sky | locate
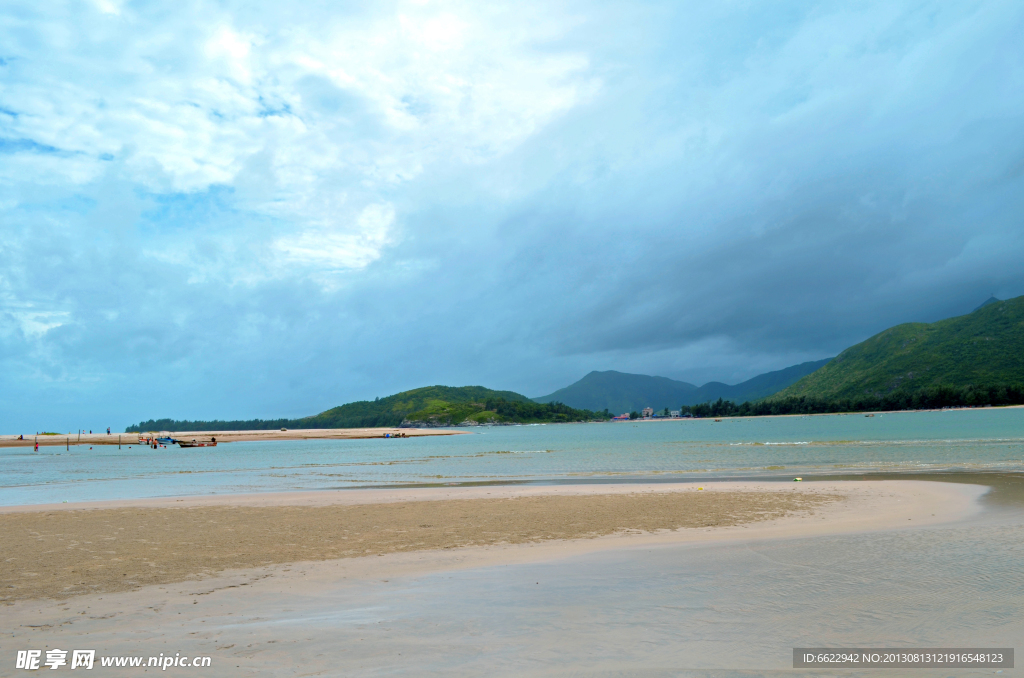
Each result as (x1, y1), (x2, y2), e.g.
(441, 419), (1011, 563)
(2, 0), (1023, 432)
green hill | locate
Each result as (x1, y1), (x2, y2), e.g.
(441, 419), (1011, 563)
(533, 360), (830, 413)
(306, 385), (531, 428)
(127, 385), (604, 432)
(775, 295), (1024, 401)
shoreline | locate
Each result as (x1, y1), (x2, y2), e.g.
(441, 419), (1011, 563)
(0, 480), (983, 606)
(0, 474), (993, 514)
(1, 470), (1016, 514)
(5, 404), (1020, 447)
(627, 402), (1024, 422)
(0, 426), (466, 448)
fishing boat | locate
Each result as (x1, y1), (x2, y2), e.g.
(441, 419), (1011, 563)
(177, 438), (217, 448)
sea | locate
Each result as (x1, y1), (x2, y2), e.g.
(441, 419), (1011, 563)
(5, 408), (1022, 676)
(1, 407), (1022, 505)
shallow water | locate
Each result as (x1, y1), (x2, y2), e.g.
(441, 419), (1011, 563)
(205, 505), (1023, 676)
(3, 408), (1024, 504)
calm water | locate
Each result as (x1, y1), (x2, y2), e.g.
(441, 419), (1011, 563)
(3, 408), (1024, 504)
(236, 507), (1022, 676)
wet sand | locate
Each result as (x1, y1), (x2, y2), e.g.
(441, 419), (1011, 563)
(0, 481), (989, 676)
(0, 480), (978, 605)
(815, 470), (1024, 507)
(1, 486), (843, 604)
(0, 427), (464, 448)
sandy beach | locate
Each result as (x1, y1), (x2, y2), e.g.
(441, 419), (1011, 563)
(0, 427), (465, 448)
(0, 480), (994, 675)
(0, 480), (979, 605)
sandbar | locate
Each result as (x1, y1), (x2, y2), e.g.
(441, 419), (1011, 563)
(0, 480), (981, 605)
(0, 427), (464, 448)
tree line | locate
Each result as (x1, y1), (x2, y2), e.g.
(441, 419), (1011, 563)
(126, 418), (296, 432)
(678, 383), (1024, 418)
(125, 412), (407, 432)
(483, 398), (608, 423)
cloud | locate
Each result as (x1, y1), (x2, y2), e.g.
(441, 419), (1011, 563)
(276, 202), (396, 273)
(1, 0), (1023, 430)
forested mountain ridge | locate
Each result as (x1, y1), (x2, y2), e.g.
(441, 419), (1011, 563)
(774, 295), (1024, 401)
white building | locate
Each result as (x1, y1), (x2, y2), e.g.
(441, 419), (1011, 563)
(641, 407), (654, 418)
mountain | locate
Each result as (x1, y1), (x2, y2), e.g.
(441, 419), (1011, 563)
(973, 296), (1000, 312)
(533, 371), (699, 415)
(533, 359), (832, 414)
(775, 295), (1024, 401)
(127, 385), (604, 432)
(307, 385), (531, 428)
(689, 359), (833, 404)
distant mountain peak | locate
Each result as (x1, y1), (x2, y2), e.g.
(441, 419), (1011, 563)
(533, 359), (831, 412)
(973, 296), (1000, 312)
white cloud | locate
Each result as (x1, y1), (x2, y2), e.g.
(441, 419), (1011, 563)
(13, 310), (70, 337)
(91, 0), (123, 15)
(410, 13), (469, 51)
(0, 0), (597, 281)
(0, 285), (70, 339)
(275, 202), (396, 272)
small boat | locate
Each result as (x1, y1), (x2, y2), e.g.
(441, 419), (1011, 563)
(178, 438), (217, 448)
(156, 437), (176, 445)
